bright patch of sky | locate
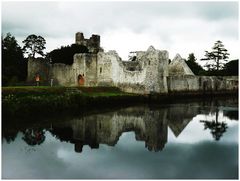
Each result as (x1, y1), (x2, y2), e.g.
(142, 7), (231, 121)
(2, 1), (238, 62)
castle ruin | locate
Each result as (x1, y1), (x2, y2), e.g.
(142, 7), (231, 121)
(27, 32), (238, 94)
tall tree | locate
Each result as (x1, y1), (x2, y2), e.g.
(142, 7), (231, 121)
(186, 53), (204, 75)
(22, 34), (46, 58)
(201, 40), (229, 71)
(2, 33), (27, 86)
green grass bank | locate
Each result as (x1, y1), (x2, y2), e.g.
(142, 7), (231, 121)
(2, 86), (238, 122)
(2, 86), (145, 120)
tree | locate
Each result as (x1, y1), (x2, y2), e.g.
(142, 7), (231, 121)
(186, 53), (204, 75)
(201, 40), (229, 71)
(22, 128), (46, 146)
(2, 33), (27, 86)
(46, 43), (89, 65)
(22, 34), (46, 58)
(223, 59), (238, 76)
(200, 109), (228, 141)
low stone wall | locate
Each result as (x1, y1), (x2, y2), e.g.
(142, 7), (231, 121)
(167, 75), (199, 92)
(109, 75), (238, 95)
(167, 75), (238, 93)
(117, 83), (147, 94)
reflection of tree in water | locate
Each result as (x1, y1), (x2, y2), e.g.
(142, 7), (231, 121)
(50, 127), (73, 143)
(223, 110), (238, 120)
(200, 108), (228, 141)
(3, 131), (18, 143)
(22, 128), (46, 146)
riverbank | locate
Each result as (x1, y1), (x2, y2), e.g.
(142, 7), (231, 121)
(2, 86), (238, 121)
(2, 86), (145, 119)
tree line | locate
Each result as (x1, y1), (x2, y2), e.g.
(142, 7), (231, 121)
(2, 33), (238, 86)
(185, 54), (238, 76)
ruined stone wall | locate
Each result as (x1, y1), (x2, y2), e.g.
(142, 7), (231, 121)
(97, 52), (114, 86)
(167, 75), (238, 92)
(167, 75), (199, 92)
(97, 50), (147, 92)
(98, 50), (146, 85)
(142, 47), (169, 93)
(27, 58), (50, 84)
(224, 76), (239, 91)
(28, 53), (98, 86)
(81, 54), (97, 86)
(73, 53), (98, 86)
(169, 54), (194, 76)
(72, 54), (85, 85)
(75, 32), (101, 53)
(117, 47), (169, 94)
(50, 63), (75, 86)
(97, 46), (169, 94)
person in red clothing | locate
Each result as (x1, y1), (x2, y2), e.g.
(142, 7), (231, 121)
(35, 74), (40, 86)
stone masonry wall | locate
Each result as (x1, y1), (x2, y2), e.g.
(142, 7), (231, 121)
(27, 58), (50, 84)
(73, 53), (98, 86)
(50, 63), (74, 86)
(167, 75), (238, 93)
(97, 46), (169, 94)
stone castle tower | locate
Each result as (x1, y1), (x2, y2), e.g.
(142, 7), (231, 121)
(75, 32), (101, 53)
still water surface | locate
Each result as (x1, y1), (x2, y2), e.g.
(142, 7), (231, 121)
(2, 98), (238, 179)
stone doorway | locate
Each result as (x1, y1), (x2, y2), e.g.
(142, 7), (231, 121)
(78, 74), (85, 86)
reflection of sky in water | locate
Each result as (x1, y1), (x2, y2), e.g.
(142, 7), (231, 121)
(168, 112), (238, 144)
(2, 109), (238, 179)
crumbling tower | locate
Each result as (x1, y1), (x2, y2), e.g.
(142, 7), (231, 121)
(75, 32), (85, 45)
(75, 32), (101, 53)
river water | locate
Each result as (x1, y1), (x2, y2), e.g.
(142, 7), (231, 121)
(2, 98), (238, 179)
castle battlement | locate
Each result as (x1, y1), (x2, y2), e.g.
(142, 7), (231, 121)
(75, 32), (101, 53)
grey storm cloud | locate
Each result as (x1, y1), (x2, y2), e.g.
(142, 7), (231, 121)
(2, 1), (238, 37)
(1, 1), (238, 60)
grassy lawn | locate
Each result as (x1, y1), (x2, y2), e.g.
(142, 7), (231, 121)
(2, 86), (132, 97)
(2, 86), (141, 119)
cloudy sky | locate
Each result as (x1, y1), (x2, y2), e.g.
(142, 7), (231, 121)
(2, 1), (238, 62)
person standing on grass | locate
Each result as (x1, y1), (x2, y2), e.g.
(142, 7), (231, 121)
(35, 74), (40, 86)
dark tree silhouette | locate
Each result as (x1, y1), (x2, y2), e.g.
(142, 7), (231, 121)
(201, 40), (229, 71)
(200, 109), (228, 141)
(46, 44), (89, 65)
(223, 110), (238, 120)
(22, 128), (46, 146)
(2, 33), (27, 86)
(22, 34), (46, 58)
(185, 53), (204, 75)
(223, 59), (238, 76)
(2, 131), (18, 143)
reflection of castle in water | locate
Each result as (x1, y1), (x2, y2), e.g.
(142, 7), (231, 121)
(3, 98), (238, 151)
(50, 104), (200, 152)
